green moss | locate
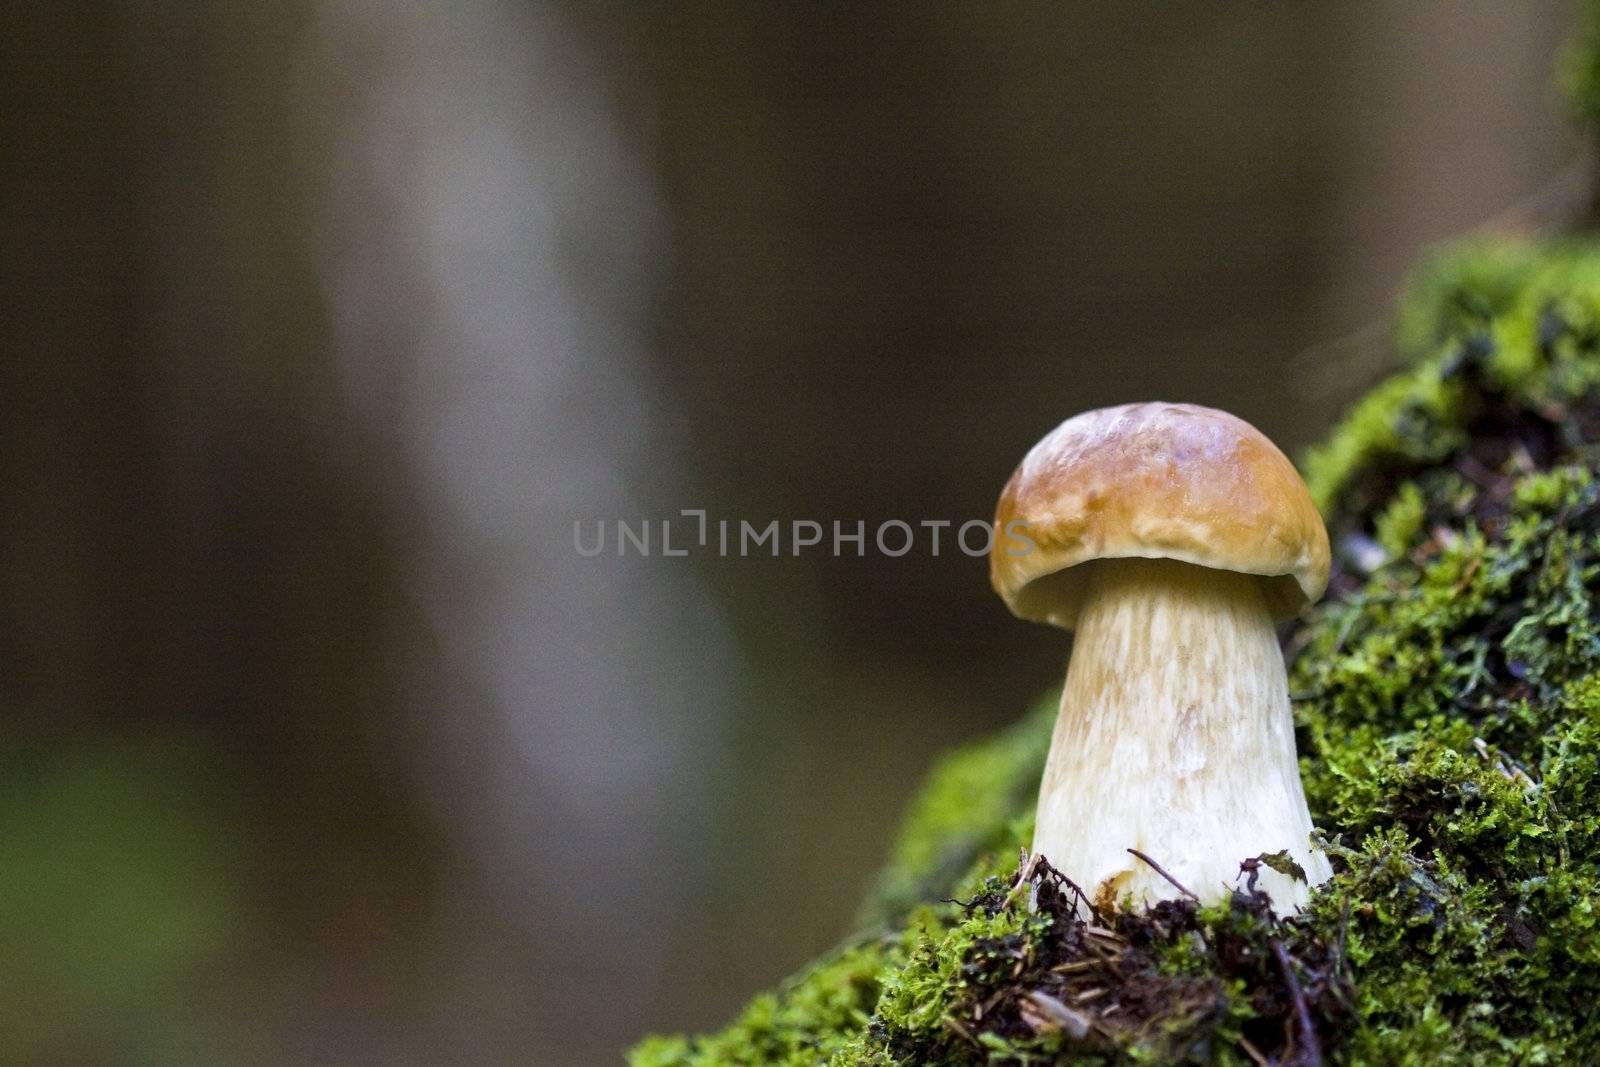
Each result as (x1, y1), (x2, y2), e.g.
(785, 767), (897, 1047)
(1305, 237), (1600, 520)
(869, 899), (1046, 1046)
(1371, 481), (1427, 562)
(636, 238), (1600, 1064)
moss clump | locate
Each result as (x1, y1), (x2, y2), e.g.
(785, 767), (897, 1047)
(1302, 237), (1600, 520)
(634, 243), (1600, 1065)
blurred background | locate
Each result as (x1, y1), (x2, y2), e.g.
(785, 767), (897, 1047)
(1, 2), (1579, 1063)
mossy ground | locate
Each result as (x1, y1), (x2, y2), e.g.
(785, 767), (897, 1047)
(632, 238), (1600, 1065)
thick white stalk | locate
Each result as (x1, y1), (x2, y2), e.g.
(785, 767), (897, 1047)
(1032, 557), (1331, 912)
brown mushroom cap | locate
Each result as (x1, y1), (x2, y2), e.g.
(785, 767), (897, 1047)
(991, 402), (1330, 628)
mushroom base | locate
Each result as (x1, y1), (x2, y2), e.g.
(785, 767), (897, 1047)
(1032, 556), (1331, 912)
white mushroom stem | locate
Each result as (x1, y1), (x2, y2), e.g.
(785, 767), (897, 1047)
(1033, 556), (1331, 913)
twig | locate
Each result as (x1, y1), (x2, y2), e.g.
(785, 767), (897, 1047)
(1271, 938), (1323, 1067)
(1238, 1034), (1271, 1067)
(1126, 848), (1200, 901)
(1021, 990), (1092, 1039)
(941, 1013), (978, 1047)
(1032, 854), (1103, 923)
(1011, 847), (1040, 893)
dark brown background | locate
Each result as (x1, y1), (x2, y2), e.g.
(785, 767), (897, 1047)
(1, 3), (1575, 1063)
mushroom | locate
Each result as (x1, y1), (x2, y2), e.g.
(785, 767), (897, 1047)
(991, 402), (1332, 912)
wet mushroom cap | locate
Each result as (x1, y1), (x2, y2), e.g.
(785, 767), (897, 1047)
(990, 402), (1330, 629)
